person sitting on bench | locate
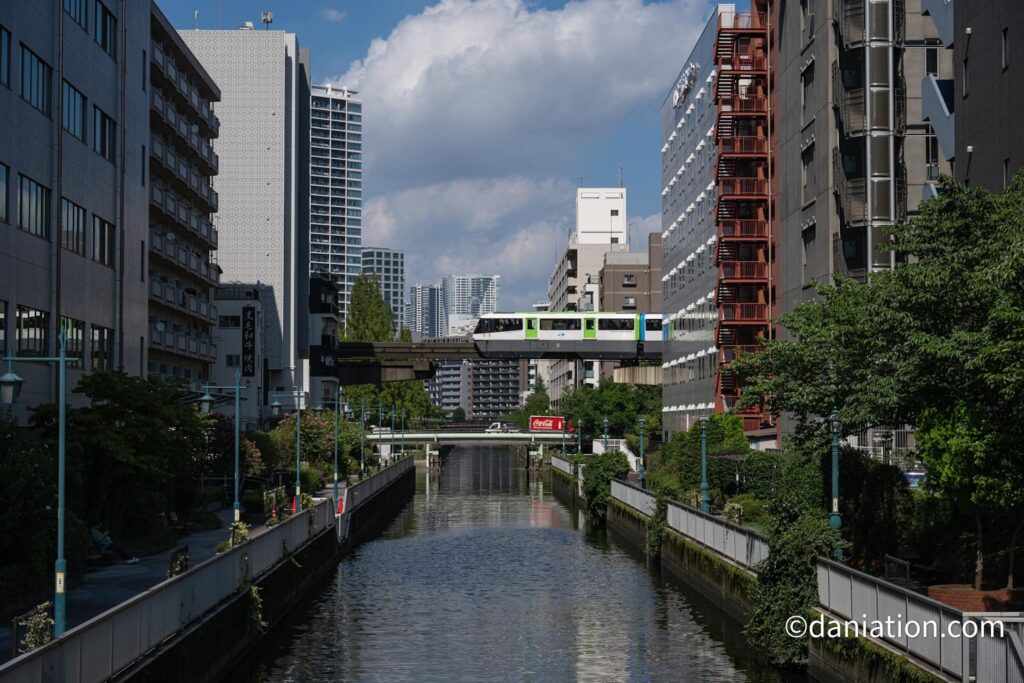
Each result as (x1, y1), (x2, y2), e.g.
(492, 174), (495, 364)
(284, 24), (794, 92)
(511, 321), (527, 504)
(90, 523), (139, 565)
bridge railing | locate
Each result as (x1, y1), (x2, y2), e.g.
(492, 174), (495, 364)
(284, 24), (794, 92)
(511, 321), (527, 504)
(344, 456), (414, 513)
(610, 479), (656, 517)
(666, 499), (769, 571)
(0, 498), (333, 683)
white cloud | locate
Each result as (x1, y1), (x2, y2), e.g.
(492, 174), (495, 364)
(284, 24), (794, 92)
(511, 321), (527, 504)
(319, 7), (346, 23)
(331, 0), (711, 305)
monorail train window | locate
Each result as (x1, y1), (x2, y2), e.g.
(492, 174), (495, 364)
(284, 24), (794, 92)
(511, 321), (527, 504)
(598, 318), (634, 331)
(539, 318), (581, 331)
(476, 318), (523, 333)
(645, 318), (663, 331)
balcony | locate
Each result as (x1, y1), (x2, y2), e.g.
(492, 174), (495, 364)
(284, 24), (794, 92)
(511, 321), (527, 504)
(718, 96), (768, 115)
(718, 136), (768, 155)
(833, 148), (867, 225)
(718, 177), (768, 197)
(719, 219), (768, 240)
(921, 73), (955, 160)
(719, 345), (760, 364)
(719, 303), (767, 323)
(719, 261), (769, 281)
(921, 0), (954, 46)
(833, 0), (865, 47)
(718, 11), (767, 31)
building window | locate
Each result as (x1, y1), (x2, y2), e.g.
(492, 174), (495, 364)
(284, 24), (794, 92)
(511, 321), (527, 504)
(962, 58), (969, 96)
(93, 1), (116, 58)
(91, 215), (114, 266)
(91, 324), (112, 371)
(801, 146), (816, 201)
(64, 0), (88, 29)
(218, 315), (241, 328)
(622, 273), (637, 287)
(1004, 158), (1010, 190)
(62, 80), (87, 142)
(0, 26), (10, 87)
(926, 48), (938, 76)
(61, 198), (86, 255)
(0, 163), (7, 222)
(623, 296), (637, 309)
(18, 174), (51, 239)
(1003, 28), (1009, 70)
(226, 354), (240, 368)
(92, 106), (116, 161)
(16, 306), (49, 357)
(801, 63), (815, 123)
(802, 225), (816, 287)
(61, 317), (85, 368)
(610, 209), (619, 216)
(19, 45), (52, 116)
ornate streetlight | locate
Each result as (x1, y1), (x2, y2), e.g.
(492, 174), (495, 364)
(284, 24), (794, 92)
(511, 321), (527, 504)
(829, 408), (842, 560)
(699, 414), (710, 513)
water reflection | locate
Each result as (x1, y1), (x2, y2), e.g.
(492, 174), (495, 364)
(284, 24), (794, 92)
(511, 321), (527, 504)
(229, 447), (804, 683)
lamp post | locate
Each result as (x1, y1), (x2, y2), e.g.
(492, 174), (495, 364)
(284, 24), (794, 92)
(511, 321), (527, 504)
(829, 408), (842, 560)
(577, 419), (583, 455)
(1, 331), (69, 637)
(400, 408), (405, 456)
(638, 417), (646, 489)
(198, 369), (243, 523)
(699, 414), (709, 514)
(603, 417), (609, 451)
(359, 397), (366, 478)
(390, 404), (396, 467)
(270, 385), (304, 512)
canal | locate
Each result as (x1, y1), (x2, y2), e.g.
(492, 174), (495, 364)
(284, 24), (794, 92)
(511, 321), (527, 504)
(226, 447), (809, 682)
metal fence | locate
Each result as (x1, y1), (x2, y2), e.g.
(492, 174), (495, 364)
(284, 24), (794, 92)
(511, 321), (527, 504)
(972, 616), (1024, 683)
(665, 499), (769, 570)
(550, 455), (572, 475)
(610, 479), (656, 517)
(0, 460), (414, 683)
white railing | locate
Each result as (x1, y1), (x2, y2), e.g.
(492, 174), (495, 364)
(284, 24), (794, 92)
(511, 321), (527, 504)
(592, 438), (641, 472)
(551, 455), (572, 475)
(666, 499), (769, 570)
(0, 499), (333, 683)
(610, 479), (656, 517)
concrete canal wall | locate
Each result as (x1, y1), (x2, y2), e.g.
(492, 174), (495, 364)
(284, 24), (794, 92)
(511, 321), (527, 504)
(0, 459), (416, 683)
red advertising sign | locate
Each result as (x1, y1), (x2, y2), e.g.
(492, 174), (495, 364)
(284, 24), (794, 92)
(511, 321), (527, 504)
(530, 416), (573, 432)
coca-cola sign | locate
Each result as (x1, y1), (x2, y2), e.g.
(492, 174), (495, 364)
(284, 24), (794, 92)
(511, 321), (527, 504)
(530, 416), (571, 432)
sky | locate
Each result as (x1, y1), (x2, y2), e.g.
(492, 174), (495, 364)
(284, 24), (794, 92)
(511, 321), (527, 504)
(160, 0), (717, 311)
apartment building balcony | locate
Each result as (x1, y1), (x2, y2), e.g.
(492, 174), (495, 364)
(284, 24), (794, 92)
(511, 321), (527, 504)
(718, 260), (769, 283)
(150, 182), (219, 250)
(152, 43), (219, 139)
(149, 324), (218, 363)
(832, 61), (866, 137)
(833, 0), (865, 47)
(719, 219), (769, 241)
(150, 230), (221, 287)
(718, 303), (768, 323)
(717, 177), (768, 198)
(921, 73), (955, 160)
(833, 148), (867, 225)
(149, 275), (217, 325)
(718, 136), (768, 156)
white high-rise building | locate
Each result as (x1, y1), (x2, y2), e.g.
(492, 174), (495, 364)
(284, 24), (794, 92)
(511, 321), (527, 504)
(361, 247), (404, 333)
(180, 27), (311, 393)
(442, 275), (499, 334)
(407, 284), (446, 339)
(310, 84), (363, 321)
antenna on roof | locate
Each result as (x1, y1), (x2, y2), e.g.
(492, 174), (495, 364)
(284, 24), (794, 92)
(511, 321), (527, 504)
(261, 10), (273, 29)
(618, 165), (624, 188)
(194, 10), (199, 29)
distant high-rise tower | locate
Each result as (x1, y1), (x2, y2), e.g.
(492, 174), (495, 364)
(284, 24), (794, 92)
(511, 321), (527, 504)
(310, 84), (363, 321)
(442, 275), (500, 334)
(361, 247), (405, 332)
(408, 284), (446, 338)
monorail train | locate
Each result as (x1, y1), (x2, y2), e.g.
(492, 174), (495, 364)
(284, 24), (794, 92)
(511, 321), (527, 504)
(472, 312), (663, 359)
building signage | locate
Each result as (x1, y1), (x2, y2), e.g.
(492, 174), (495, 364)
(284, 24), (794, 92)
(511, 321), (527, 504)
(672, 62), (701, 108)
(241, 306), (256, 378)
(530, 416), (572, 432)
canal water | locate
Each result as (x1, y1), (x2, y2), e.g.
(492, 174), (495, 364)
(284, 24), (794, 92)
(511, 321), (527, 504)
(226, 447), (809, 682)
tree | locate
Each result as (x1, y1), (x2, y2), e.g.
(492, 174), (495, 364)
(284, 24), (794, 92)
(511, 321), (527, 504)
(345, 274), (394, 342)
(504, 385), (551, 428)
(560, 382), (662, 441)
(580, 450), (630, 526)
(451, 407), (466, 423)
(734, 174), (1024, 589)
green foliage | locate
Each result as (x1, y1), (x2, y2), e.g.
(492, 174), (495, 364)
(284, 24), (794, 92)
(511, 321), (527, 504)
(17, 602), (53, 653)
(451, 407), (466, 423)
(726, 493), (770, 529)
(734, 174), (1024, 588)
(650, 414), (750, 500)
(580, 451), (630, 526)
(746, 514), (840, 666)
(249, 583), (268, 631)
(834, 448), (913, 569)
(345, 273), (395, 342)
(504, 387), (551, 429)
(560, 382), (662, 444)
(740, 450), (784, 501)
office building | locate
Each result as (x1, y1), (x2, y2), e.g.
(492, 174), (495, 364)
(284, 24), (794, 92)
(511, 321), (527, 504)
(147, 7), (222, 387)
(180, 25), (311, 395)
(361, 246), (404, 333)
(210, 284), (265, 430)
(0, 2), (169, 418)
(546, 188), (629, 406)
(407, 283), (445, 339)
(920, 0), (1022, 192)
(310, 84), (363, 319)
(600, 233), (663, 313)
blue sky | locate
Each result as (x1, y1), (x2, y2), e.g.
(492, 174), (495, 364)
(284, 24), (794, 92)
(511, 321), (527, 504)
(160, 0), (716, 310)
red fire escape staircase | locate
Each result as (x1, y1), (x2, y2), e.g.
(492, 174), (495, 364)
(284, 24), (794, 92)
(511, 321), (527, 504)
(714, 11), (771, 431)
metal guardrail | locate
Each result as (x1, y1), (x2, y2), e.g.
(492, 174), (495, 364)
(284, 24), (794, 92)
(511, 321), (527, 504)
(550, 455), (572, 475)
(0, 461), (414, 683)
(610, 479), (656, 517)
(666, 499), (769, 570)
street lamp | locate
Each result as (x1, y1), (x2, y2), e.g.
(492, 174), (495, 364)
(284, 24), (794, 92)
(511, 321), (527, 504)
(2, 331), (69, 637)
(198, 369), (244, 523)
(269, 385), (304, 512)
(603, 417), (609, 451)
(638, 417), (646, 489)
(829, 408), (842, 560)
(577, 419), (583, 455)
(699, 414), (710, 514)
(359, 397), (366, 478)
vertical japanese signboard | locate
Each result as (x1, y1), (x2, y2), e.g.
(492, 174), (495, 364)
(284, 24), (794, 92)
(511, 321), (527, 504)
(242, 306), (256, 378)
